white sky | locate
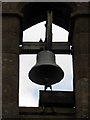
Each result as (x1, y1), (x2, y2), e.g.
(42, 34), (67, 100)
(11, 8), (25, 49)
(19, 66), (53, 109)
(19, 21), (73, 107)
(23, 21), (68, 42)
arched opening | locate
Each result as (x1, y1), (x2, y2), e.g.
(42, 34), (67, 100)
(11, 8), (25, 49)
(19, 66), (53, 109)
(19, 22), (73, 107)
(19, 2), (75, 108)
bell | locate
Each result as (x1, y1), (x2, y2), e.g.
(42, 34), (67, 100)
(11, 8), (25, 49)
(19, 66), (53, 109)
(28, 50), (64, 86)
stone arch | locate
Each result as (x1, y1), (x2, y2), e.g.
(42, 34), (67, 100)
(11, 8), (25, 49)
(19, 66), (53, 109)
(17, 2), (77, 32)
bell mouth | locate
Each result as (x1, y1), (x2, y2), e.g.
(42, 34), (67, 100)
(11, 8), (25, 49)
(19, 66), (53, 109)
(29, 64), (64, 85)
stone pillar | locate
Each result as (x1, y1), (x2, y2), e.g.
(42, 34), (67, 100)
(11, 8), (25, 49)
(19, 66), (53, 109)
(72, 14), (89, 118)
(2, 13), (21, 118)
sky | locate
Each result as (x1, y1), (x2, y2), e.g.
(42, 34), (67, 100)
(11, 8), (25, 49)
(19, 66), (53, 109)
(19, 21), (73, 107)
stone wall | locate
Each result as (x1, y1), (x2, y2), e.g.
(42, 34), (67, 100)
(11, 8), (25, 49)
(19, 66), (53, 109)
(2, 2), (89, 119)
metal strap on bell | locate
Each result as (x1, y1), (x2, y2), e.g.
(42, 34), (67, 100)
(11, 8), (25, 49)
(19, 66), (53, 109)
(28, 50), (64, 85)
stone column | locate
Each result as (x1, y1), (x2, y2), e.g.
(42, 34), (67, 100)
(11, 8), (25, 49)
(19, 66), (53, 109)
(72, 14), (89, 118)
(2, 13), (21, 118)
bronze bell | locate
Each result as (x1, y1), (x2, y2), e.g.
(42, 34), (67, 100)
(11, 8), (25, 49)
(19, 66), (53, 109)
(28, 50), (64, 86)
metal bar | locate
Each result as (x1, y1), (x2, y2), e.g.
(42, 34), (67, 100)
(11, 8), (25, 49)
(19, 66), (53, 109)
(19, 42), (71, 54)
(45, 10), (53, 50)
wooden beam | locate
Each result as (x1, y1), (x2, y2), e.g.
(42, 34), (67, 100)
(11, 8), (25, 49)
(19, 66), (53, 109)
(19, 42), (71, 54)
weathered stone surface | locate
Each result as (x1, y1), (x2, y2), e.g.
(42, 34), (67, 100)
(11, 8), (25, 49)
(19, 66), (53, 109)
(2, 2), (89, 119)
(2, 16), (20, 32)
(2, 102), (19, 118)
(2, 16), (20, 54)
(73, 16), (89, 33)
(75, 78), (88, 118)
(2, 14), (20, 118)
(2, 2), (19, 13)
(74, 55), (88, 81)
(2, 53), (19, 118)
(73, 33), (89, 55)
(70, 4), (89, 118)
(2, 32), (19, 54)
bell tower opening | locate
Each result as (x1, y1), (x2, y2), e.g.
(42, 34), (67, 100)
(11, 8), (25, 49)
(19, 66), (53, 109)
(19, 21), (73, 107)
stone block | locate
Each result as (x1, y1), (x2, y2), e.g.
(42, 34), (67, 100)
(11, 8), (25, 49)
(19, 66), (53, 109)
(74, 16), (89, 33)
(2, 53), (19, 103)
(74, 55), (88, 80)
(75, 78), (88, 118)
(2, 53), (19, 118)
(2, 16), (20, 32)
(2, 102), (19, 118)
(2, 31), (19, 54)
(73, 33), (89, 55)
